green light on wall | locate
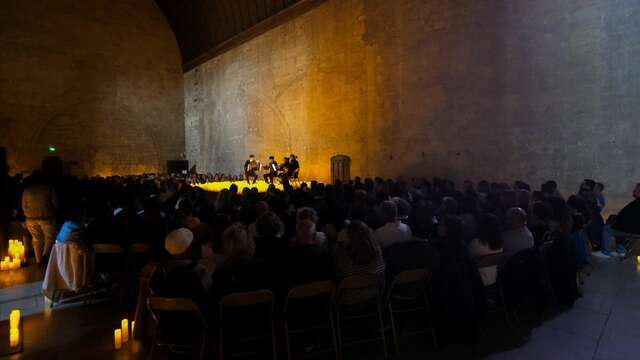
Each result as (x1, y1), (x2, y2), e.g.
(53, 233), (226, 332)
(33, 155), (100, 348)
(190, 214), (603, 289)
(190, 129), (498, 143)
(48, 145), (56, 153)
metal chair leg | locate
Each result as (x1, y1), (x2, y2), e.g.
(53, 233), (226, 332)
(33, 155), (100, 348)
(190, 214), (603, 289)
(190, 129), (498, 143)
(388, 302), (399, 355)
(377, 304), (388, 360)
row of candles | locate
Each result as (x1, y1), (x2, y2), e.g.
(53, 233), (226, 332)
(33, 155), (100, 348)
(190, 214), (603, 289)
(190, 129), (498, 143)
(114, 318), (134, 350)
(1, 240), (26, 271)
(9, 309), (21, 348)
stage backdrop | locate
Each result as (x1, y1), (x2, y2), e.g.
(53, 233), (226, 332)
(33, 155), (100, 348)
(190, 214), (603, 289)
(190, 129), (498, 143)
(1, 0), (184, 176)
(185, 0), (640, 214)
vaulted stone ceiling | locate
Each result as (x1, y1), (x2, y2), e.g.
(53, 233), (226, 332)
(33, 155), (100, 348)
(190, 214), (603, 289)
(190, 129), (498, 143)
(155, 0), (324, 71)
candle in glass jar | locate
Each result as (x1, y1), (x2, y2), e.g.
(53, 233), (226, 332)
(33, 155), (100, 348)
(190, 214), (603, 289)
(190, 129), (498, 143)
(114, 329), (122, 350)
(9, 310), (20, 329)
(121, 319), (129, 343)
(9, 328), (19, 348)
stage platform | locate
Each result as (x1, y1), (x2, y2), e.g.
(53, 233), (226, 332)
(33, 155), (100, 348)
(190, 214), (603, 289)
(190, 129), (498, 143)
(195, 179), (285, 193)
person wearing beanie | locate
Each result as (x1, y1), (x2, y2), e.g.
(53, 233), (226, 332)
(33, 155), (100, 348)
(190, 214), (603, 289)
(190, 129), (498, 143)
(152, 228), (210, 311)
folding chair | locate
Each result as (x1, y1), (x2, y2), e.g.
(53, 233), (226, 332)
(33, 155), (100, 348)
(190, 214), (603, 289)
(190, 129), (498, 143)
(133, 262), (159, 340)
(219, 290), (276, 360)
(476, 253), (514, 326)
(385, 268), (437, 354)
(130, 243), (151, 299)
(93, 243), (128, 303)
(335, 273), (387, 360)
(147, 296), (208, 360)
(284, 280), (337, 359)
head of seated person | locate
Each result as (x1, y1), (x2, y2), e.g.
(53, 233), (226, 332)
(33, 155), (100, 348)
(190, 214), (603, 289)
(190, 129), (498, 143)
(296, 207), (319, 224)
(477, 214), (503, 251)
(380, 200), (398, 224)
(223, 225), (255, 263)
(291, 219), (324, 247)
(391, 197), (411, 222)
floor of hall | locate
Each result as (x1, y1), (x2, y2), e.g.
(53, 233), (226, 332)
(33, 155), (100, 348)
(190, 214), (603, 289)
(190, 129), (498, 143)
(1, 250), (639, 360)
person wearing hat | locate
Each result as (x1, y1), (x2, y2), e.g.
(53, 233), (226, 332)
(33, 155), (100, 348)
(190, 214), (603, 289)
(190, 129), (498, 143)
(152, 228), (210, 310)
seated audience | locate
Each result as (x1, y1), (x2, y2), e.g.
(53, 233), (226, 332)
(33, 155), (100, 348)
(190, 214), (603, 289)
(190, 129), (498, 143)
(374, 200), (412, 248)
(468, 214), (503, 286)
(501, 207), (534, 257)
(613, 183), (640, 235)
(152, 228), (210, 311)
(335, 220), (385, 279)
(211, 225), (264, 295)
(431, 216), (484, 345)
(270, 219), (332, 292)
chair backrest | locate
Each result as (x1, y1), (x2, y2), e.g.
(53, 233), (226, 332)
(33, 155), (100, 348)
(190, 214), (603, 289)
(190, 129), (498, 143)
(147, 296), (207, 328)
(284, 280), (335, 314)
(149, 296), (201, 312)
(93, 243), (125, 254)
(477, 253), (504, 268)
(130, 243), (150, 254)
(336, 273), (382, 306)
(387, 268), (430, 302)
(287, 280), (335, 300)
(219, 290), (275, 341)
(221, 290), (274, 308)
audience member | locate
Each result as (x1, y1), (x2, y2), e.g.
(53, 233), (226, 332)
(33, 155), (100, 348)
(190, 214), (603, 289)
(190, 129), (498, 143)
(501, 207), (534, 257)
(374, 200), (412, 248)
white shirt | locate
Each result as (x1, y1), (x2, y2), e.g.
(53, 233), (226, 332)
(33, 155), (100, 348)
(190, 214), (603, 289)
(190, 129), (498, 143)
(502, 226), (534, 257)
(468, 238), (503, 286)
(374, 221), (412, 248)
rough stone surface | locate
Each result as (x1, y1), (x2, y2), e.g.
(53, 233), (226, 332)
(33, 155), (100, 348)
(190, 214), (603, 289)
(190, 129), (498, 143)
(185, 0), (640, 213)
(0, 0), (184, 176)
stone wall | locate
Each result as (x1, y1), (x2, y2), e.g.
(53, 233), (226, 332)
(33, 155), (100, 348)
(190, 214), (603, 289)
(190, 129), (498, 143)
(0, 0), (184, 176)
(185, 0), (640, 213)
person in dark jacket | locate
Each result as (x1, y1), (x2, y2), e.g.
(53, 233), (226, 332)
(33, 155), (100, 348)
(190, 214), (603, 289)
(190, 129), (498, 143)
(430, 216), (484, 346)
(613, 183), (640, 235)
(152, 228), (210, 312)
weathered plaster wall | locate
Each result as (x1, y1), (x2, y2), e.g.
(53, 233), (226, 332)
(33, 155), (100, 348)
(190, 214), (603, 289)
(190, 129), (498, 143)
(1, 0), (184, 176)
(186, 0), (640, 213)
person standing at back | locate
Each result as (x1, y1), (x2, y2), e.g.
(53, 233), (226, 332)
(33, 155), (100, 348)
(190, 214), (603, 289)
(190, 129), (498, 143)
(22, 170), (58, 264)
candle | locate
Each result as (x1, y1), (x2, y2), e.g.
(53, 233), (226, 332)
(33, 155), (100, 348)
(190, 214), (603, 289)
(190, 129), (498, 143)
(12, 258), (20, 270)
(9, 310), (20, 329)
(3, 256), (9, 262)
(114, 329), (122, 350)
(131, 321), (135, 337)
(0, 261), (6, 271)
(637, 255), (640, 263)
(9, 328), (19, 348)
(121, 319), (129, 343)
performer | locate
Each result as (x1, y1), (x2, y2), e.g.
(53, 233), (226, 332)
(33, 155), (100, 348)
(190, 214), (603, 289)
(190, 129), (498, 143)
(244, 154), (259, 184)
(288, 154), (300, 181)
(263, 156), (278, 184)
(278, 156), (290, 182)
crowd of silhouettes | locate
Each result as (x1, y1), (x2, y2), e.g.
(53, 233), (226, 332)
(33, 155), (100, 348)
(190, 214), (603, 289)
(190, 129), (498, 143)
(5, 170), (640, 347)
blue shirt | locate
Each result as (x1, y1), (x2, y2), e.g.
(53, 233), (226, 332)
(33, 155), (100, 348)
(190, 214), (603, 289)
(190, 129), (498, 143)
(55, 221), (83, 244)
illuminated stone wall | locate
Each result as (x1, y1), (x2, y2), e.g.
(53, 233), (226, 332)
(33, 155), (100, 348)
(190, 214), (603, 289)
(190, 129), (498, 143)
(0, 0), (184, 176)
(186, 0), (640, 213)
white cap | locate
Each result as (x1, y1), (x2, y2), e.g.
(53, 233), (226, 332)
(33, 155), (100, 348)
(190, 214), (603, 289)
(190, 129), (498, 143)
(165, 228), (194, 256)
